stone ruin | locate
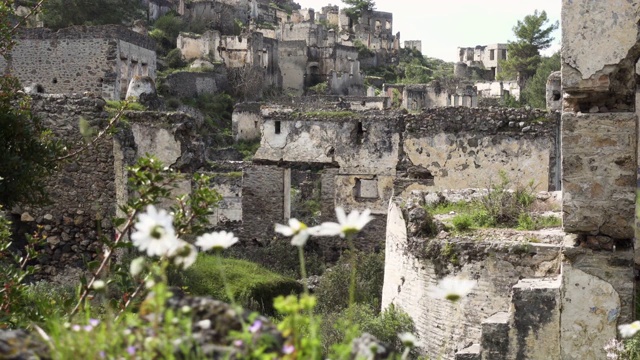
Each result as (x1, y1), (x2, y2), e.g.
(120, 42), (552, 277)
(3, 0), (640, 359)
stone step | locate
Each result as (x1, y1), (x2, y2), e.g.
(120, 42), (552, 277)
(481, 311), (510, 360)
(455, 343), (481, 360)
(510, 277), (561, 359)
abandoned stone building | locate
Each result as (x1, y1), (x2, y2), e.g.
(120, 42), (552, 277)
(0, 25), (156, 100)
(7, 0), (640, 359)
(457, 43), (508, 80)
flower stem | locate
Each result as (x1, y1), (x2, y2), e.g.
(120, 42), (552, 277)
(298, 245), (319, 360)
(347, 235), (357, 318)
(215, 251), (236, 305)
(298, 246), (308, 294)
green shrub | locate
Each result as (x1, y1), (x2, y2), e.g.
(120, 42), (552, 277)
(171, 255), (303, 315)
(320, 303), (416, 357)
(226, 239), (325, 279)
(452, 213), (473, 231)
(516, 213), (536, 230)
(165, 48), (186, 70)
(233, 139), (261, 160)
(315, 250), (385, 315)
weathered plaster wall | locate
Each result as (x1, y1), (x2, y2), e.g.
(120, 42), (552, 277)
(401, 107), (560, 192)
(177, 30), (222, 62)
(0, 26), (156, 100)
(232, 102), (263, 141)
(254, 115), (400, 175)
(279, 40), (307, 95)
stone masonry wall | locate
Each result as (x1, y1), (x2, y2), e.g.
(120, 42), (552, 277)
(0, 26), (156, 100)
(241, 165), (284, 243)
(562, 113), (636, 239)
(14, 94), (113, 276)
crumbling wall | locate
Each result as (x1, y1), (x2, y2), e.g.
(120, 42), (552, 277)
(279, 40), (308, 95)
(241, 165), (285, 242)
(177, 30), (222, 62)
(14, 94), (112, 276)
(13, 94), (206, 275)
(162, 69), (228, 98)
(0, 26), (156, 100)
(400, 107), (560, 192)
(232, 102), (262, 141)
(381, 196), (563, 359)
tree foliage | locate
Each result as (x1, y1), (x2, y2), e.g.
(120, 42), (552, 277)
(500, 10), (558, 87)
(0, 2), (63, 207)
(41, 0), (144, 29)
(521, 52), (561, 109)
(366, 48), (453, 85)
(343, 0), (375, 20)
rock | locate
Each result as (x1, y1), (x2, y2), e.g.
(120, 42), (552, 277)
(47, 236), (60, 246)
(350, 333), (390, 360)
(43, 214), (53, 221)
(125, 76), (156, 100)
(20, 212), (34, 222)
(423, 191), (444, 207)
(0, 329), (51, 360)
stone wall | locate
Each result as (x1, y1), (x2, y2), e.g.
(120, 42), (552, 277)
(15, 94), (113, 275)
(13, 94), (206, 274)
(0, 26), (156, 100)
(562, 113), (636, 239)
(400, 107), (560, 193)
(241, 165), (285, 242)
(381, 196), (563, 359)
(381, 191), (632, 359)
(163, 69), (228, 98)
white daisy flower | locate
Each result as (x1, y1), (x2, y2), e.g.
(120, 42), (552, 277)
(316, 207), (374, 238)
(131, 205), (180, 257)
(168, 240), (198, 269)
(196, 231), (238, 251)
(427, 275), (476, 302)
(130, 257), (145, 277)
(275, 218), (317, 247)
(619, 321), (640, 338)
(398, 332), (420, 348)
(92, 280), (106, 290)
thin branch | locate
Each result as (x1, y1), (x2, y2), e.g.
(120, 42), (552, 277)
(56, 105), (127, 161)
(9, 0), (46, 35)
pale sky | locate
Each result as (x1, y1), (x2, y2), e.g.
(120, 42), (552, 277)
(295, 0), (561, 62)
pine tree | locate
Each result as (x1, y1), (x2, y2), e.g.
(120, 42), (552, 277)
(343, 0), (375, 20)
(500, 10), (558, 88)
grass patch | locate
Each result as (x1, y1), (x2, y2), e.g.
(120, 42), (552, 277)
(233, 139), (261, 160)
(105, 100), (146, 112)
(426, 200), (471, 215)
(172, 255), (303, 315)
(302, 111), (355, 119)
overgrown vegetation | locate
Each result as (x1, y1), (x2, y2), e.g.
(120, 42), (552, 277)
(41, 0), (144, 29)
(172, 255), (303, 315)
(428, 171), (561, 232)
(365, 47), (454, 85)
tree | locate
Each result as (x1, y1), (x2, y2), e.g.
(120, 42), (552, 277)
(41, 0), (143, 29)
(343, 0), (375, 21)
(0, 1), (63, 207)
(521, 52), (561, 109)
(500, 10), (558, 88)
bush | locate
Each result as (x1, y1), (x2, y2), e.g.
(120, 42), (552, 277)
(165, 48), (186, 70)
(171, 255), (303, 315)
(226, 239), (326, 278)
(477, 171), (536, 227)
(452, 213), (473, 231)
(315, 250), (385, 315)
(42, 0), (143, 29)
(320, 303), (416, 356)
